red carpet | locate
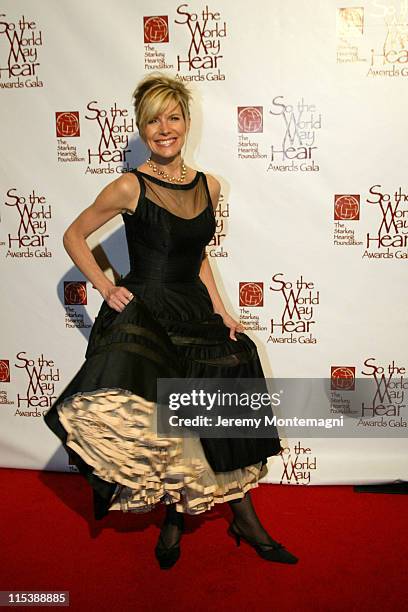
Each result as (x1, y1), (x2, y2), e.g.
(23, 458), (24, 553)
(2, 467), (407, 611)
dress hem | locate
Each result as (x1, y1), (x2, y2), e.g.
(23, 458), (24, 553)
(54, 387), (269, 517)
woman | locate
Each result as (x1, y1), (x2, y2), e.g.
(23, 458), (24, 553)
(44, 72), (298, 568)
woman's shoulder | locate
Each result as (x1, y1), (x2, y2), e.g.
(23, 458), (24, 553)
(201, 172), (221, 210)
(109, 170), (140, 216)
(116, 169), (140, 193)
(202, 172), (221, 189)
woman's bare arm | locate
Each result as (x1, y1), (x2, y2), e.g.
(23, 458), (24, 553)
(63, 172), (139, 311)
(199, 256), (227, 316)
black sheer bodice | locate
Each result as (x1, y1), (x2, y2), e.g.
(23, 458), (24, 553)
(121, 170), (215, 283)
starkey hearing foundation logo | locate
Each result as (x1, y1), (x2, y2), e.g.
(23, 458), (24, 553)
(336, 7), (365, 64)
(64, 282), (91, 329)
(2, 188), (52, 258)
(238, 107), (263, 133)
(334, 195), (360, 221)
(143, 4), (227, 81)
(237, 107), (267, 160)
(333, 194), (363, 248)
(331, 366), (356, 391)
(0, 360), (13, 406)
(144, 16), (169, 43)
(56, 112), (80, 137)
(55, 100), (135, 173)
(0, 360), (10, 383)
(64, 281), (87, 305)
(279, 441), (317, 485)
(330, 366), (358, 416)
(143, 15), (173, 71)
(358, 357), (407, 428)
(336, 4), (408, 78)
(56, 111), (84, 164)
(0, 13), (44, 89)
(238, 282), (267, 332)
(13, 351), (60, 417)
(239, 282), (264, 307)
(267, 273), (320, 344)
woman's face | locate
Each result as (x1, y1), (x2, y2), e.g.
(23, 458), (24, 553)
(142, 101), (188, 162)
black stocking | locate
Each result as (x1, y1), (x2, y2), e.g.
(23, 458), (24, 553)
(159, 503), (184, 548)
(228, 491), (276, 549)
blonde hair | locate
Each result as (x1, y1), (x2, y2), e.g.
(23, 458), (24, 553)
(132, 72), (192, 139)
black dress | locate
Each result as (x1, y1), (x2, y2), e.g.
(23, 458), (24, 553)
(43, 169), (282, 520)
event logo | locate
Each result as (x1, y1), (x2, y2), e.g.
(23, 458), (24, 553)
(238, 282), (267, 331)
(359, 357), (407, 427)
(174, 4), (227, 81)
(56, 112), (80, 137)
(144, 15), (173, 71)
(334, 194), (360, 221)
(0, 359), (14, 406)
(279, 441), (317, 484)
(267, 96), (321, 172)
(56, 111), (84, 163)
(144, 16), (169, 43)
(330, 366), (358, 415)
(267, 273), (320, 344)
(333, 194), (363, 247)
(14, 351), (60, 417)
(55, 101), (135, 173)
(0, 360), (10, 382)
(336, 7), (365, 64)
(336, 4), (408, 78)
(84, 101), (134, 173)
(331, 366), (356, 391)
(237, 107), (267, 159)
(0, 360), (13, 405)
(238, 107), (263, 133)
(207, 192), (228, 257)
(2, 188), (52, 258)
(363, 184), (408, 259)
(64, 281), (87, 305)
(0, 13), (44, 89)
(142, 5), (228, 81)
(236, 95), (321, 168)
(368, 2), (408, 77)
(64, 281), (91, 329)
(333, 185), (408, 257)
(239, 282), (264, 307)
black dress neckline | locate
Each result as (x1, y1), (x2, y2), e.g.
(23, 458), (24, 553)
(134, 168), (201, 190)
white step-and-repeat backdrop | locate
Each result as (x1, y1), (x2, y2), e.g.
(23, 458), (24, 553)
(1, 0), (407, 487)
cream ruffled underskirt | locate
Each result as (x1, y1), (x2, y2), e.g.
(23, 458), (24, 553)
(57, 388), (268, 515)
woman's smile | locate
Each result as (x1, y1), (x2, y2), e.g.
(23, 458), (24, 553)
(154, 136), (178, 147)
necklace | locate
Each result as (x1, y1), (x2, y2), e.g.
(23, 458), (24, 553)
(146, 157), (187, 183)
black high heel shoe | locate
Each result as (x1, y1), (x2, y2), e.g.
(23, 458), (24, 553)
(154, 514), (185, 570)
(227, 521), (298, 564)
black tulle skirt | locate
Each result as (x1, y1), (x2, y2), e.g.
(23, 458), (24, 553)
(44, 276), (282, 519)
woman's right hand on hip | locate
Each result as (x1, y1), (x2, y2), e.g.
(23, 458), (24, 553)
(102, 285), (135, 312)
